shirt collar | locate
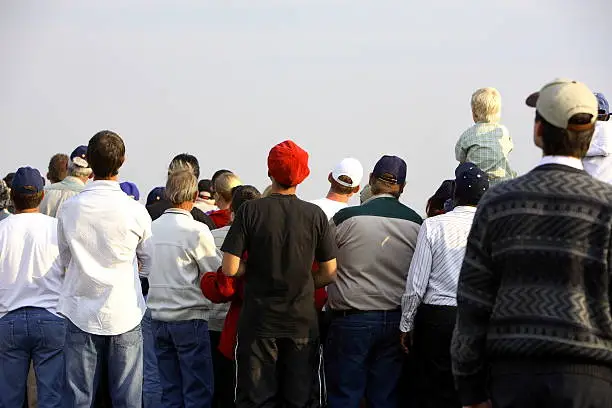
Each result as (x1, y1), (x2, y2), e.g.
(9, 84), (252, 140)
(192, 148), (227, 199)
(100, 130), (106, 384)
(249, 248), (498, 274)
(62, 176), (86, 186)
(451, 205), (477, 214)
(537, 156), (584, 170)
(82, 180), (122, 192)
(163, 208), (194, 218)
(363, 193), (396, 205)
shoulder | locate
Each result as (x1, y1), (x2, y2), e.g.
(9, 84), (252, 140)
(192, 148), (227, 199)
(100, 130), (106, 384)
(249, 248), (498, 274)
(125, 198), (152, 223)
(333, 197), (422, 226)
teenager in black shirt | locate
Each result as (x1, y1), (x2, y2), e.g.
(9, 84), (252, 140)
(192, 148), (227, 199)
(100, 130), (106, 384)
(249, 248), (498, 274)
(222, 140), (337, 408)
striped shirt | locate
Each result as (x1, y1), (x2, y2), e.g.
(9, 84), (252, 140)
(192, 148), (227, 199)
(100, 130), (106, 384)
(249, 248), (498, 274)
(399, 206), (476, 332)
(455, 122), (517, 185)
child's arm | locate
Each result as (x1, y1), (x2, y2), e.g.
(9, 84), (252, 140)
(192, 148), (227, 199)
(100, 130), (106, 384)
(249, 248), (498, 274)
(455, 138), (467, 162)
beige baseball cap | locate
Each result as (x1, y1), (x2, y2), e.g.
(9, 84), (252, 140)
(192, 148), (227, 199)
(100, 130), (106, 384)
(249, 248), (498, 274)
(525, 78), (598, 131)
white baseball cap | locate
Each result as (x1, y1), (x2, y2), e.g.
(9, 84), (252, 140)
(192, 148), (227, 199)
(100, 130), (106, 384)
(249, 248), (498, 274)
(525, 78), (598, 130)
(331, 158), (363, 188)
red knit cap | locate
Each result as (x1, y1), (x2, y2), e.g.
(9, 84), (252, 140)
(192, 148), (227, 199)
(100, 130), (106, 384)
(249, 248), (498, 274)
(267, 140), (310, 187)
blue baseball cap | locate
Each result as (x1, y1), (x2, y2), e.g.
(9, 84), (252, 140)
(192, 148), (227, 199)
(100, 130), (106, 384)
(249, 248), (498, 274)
(455, 163), (489, 203)
(372, 155), (407, 185)
(70, 145), (89, 168)
(596, 93), (609, 117)
(120, 182), (140, 200)
(455, 162), (478, 177)
(12, 167), (45, 194)
(146, 186), (165, 206)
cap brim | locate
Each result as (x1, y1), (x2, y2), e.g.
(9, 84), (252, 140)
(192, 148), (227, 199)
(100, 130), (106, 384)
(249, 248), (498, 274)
(525, 92), (539, 107)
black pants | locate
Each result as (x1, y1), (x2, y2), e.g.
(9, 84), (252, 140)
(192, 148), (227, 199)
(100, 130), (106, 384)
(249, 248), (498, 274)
(411, 304), (460, 408)
(210, 330), (237, 408)
(235, 335), (321, 408)
(491, 362), (612, 408)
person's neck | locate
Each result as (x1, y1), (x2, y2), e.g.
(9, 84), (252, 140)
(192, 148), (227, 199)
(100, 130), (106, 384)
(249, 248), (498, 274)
(325, 190), (350, 204)
(16, 208), (39, 214)
(93, 175), (119, 182)
(271, 185), (297, 195)
(172, 202), (194, 212)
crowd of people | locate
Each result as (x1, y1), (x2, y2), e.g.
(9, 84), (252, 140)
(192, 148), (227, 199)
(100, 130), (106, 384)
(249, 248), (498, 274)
(1, 78), (611, 408)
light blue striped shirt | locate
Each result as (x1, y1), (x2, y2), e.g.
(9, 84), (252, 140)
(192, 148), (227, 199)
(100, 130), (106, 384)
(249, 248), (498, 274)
(400, 206), (476, 332)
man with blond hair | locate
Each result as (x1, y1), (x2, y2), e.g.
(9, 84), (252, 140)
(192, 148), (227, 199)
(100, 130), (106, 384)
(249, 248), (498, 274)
(455, 87), (517, 185)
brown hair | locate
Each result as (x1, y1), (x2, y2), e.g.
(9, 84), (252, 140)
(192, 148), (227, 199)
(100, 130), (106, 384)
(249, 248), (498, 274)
(87, 130), (125, 178)
(11, 191), (44, 211)
(47, 154), (69, 183)
(536, 112), (595, 157)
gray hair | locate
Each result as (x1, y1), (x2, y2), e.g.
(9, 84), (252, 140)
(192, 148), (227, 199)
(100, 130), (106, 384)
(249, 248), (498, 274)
(69, 162), (93, 178)
(166, 169), (198, 205)
(168, 160), (195, 176)
(370, 177), (402, 199)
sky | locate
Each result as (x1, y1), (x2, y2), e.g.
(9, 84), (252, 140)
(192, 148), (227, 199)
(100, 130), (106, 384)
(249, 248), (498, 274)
(1, 0), (610, 214)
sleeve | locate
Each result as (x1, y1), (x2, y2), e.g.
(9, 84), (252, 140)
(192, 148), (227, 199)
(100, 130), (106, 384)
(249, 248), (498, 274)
(201, 268), (239, 303)
(455, 134), (467, 162)
(56, 214), (71, 275)
(315, 213), (337, 262)
(192, 228), (223, 278)
(221, 205), (249, 258)
(400, 221), (433, 332)
(136, 211), (154, 278)
(451, 205), (498, 406)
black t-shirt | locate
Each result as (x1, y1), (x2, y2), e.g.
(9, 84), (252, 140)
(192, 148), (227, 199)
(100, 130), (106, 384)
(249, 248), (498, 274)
(221, 194), (337, 338)
(146, 199), (216, 230)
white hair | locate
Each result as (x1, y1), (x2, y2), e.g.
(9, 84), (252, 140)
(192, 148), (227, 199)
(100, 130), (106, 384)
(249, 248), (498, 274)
(69, 162), (93, 178)
(166, 169), (198, 205)
(471, 87), (502, 123)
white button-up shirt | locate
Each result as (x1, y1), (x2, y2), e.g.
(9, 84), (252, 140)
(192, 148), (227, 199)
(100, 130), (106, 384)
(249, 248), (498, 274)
(400, 206), (476, 332)
(0, 213), (64, 318)
(57, 180), (153, 335)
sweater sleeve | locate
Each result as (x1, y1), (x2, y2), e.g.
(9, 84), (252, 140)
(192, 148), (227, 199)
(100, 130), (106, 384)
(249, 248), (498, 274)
(451, 203), (498, 406)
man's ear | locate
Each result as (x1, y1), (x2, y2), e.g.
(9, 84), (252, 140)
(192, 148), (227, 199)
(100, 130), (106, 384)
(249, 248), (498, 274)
(399, 182), (406, 195)
(352, 185), (360, 194)
(193, 191), (199, 203)
(533, 121), (544, 149)
(328, 173), (334, 184)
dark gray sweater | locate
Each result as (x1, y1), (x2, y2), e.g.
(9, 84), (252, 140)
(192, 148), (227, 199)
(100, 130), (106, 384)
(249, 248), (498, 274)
(451, 164), (612, 405)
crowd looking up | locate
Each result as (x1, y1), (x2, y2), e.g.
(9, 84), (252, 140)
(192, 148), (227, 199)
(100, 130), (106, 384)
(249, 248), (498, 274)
(0, 78), (611, 408)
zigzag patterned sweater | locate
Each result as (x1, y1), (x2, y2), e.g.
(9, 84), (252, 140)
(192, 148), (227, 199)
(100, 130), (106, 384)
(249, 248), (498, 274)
(451, 163), (612, 405)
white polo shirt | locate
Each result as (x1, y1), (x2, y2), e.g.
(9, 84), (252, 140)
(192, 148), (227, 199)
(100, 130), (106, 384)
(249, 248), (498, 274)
(0, 213), (64, 319)
(57, 180), (154, 335)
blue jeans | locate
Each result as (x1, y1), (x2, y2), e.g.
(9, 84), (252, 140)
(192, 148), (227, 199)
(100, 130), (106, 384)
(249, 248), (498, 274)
(64, 319), (143, 408)
(0, 307), (66, 408)
(324, 310), (403, 408)
(142, 309), (163, 408)
(152, 319), (214, 408)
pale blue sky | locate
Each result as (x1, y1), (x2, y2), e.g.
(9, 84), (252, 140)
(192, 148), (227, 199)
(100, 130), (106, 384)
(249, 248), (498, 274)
(1, 0), (610, 213)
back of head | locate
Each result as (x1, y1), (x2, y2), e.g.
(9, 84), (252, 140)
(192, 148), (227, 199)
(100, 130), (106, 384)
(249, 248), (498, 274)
(231, 185), (261, 213)
(47, 153), (69, 183)
(471, 87), (502, 124)
(10, 167), (45, 211)
(87, 130), (125, 178)
(211, 169), (232, 189)
(165, 169), (198, 206)
(68, 145), (93, 179)
(0, 180), (10, 210)
(3, 173), (15, 188)
(426, 179), (455, 217)
(215, 173), (242, 202)
(370, 155), (407, 199)
(168, 154), (200, 179)
(526, 78), (598, 158)
(146, 186), (165, 206)
(198, 179), (213, 198)
(454, 165), (489, 206)
(267, 140), (310, 188)
(330, 158), (363, 195)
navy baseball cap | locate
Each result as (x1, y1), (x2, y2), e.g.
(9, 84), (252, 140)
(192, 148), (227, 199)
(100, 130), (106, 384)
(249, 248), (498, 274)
(596, 93), (609, 117)
(70, 145), (89, 168)
(372, 155), (407, 185)
(455, 162), (478, 177)
(120, 182), (140, 200)
(455, 163), (489, 203)
(12, 167), (45, 194)
(146, 186), (165, 206)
